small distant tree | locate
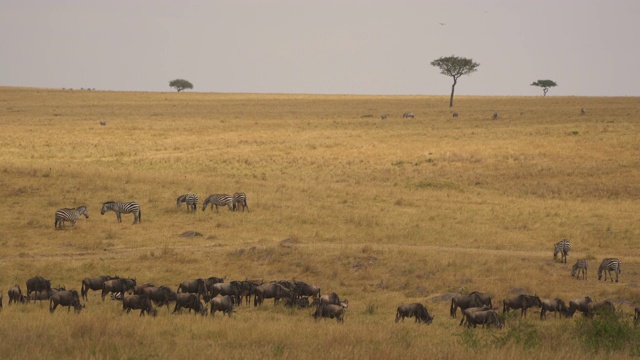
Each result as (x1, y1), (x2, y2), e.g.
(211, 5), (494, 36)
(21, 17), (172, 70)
(169, 79), (193, 92)
(431, 55), (480, 107)
(530, 80), (557, 96)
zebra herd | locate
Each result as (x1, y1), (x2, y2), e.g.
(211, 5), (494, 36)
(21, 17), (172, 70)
(553, 239), (622, 282)
(54, 192), (248, 229)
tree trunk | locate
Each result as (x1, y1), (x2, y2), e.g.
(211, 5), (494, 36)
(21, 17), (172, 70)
(449, 78), (458, 107)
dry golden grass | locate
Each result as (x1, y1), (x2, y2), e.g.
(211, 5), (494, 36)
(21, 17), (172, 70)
(1, 86), (639, 358)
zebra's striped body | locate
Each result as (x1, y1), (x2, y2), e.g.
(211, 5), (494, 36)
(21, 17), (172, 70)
(101, 201), (141, 224)
(54, 206), (89, 230)
(598, 258), (621, 283)
(177, 194), (199, 212)
(202, 194), (233, 213)
(402, 112), (415, 118)
(572, 259), (588, 280)
(553, 239), (571, 263)
(232, 192), (249, 212)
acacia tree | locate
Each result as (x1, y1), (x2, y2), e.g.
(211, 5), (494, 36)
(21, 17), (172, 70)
(531, 79), (557, 96)
(431, 55), (480, 107)
(169, 79), (194, 92)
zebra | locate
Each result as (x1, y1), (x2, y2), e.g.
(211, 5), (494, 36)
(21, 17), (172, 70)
(101, 201), (141, 224)
(571, 259), (588, 280)
(232, 192), (249, 212)
(402, 112), (414, 118)
(54, 206), (89, 230)
(553, 239), (571, 263)
(202, 194), (233, 213)
(380, 114), (388, 120)
(177, 194), (199, 212)
(597, 258), (621, 283)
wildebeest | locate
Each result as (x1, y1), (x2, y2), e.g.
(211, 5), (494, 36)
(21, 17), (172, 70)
(254, 283), (293, 307)
(173, 293), (207, 316)
(540, 298), (568, 319)
(177, 278), (207, 300)
(566, 296), (592, 317)
(204, 276), (225, 299)
(81, 275), (119, 301)
(503, 294), (542, 317)
(493, 112), (498, 120)
(100, 121), (107, 126)
(26, 276), (52, 297)
(210, 295), (234, 317)
(469, 291), (493, 309)
(8, 285), (27, 304)
(285, 296), (311, 309)
(380, 114), (388, 120)
(28, 286), (65, 304)
(450, 293), (482, 318)
(453, 112), (459, 118)
(122, 294), (156, 316)
(293, 280), (321, 299)
(237, 281), (258, 306)
(312, 303), (346, 323)
(49, 290), (83, 313)
(459, 306), (492, 326)
(311, 292), (349, 309)
(586, 300), (615, 318)
(395, 303), (434, 324)
(142, 286), (177, 310)
(464, 309), (502, 328)
(133, 283), (156, 295)
(101, 278), (136, 301)
(210, 281), (242, 304)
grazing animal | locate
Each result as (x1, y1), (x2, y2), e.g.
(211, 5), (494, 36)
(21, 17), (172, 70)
(380, 114), (388, 120)
(586, 300), (615, 318)
(493, 112), (498, 120)
(464, 309), (502, 328)
(28, 287), (65, 304)
(395, 303), (434, 324)
(133, 283), (156, 295)
(26, 276), (51, 297)
(122, 294), (156, 316)
(293, 280), (321, 299)
(312, 292), (349, 308)
(177, 278), (207, 300)
(202, 194), (234, 212)
(8, 285), (27, 304)
(142, 286), (177, 310)
(254, 283), (293, 307)
(81, 275), (119, 301)
(285, 296), (311, 309)
(581, 108), (586, 115)
(232, 192), (249, 212)
(54, 206), (89, 229)
(459, 306), (492, 326)
(598, 258), (622, 282)
(540, 298), (568, 319)
(312, 303), (346, 323)
(452, 112), (459, 118)
(503, 294), (542, 317)
(210, 295), (234, 317)
(572, 259), (588, 280)
(101, 278), (136, 301)
(177, 194), (199, 212)
(49, 290), (83, 313)
(173, 293), (207, 316)
(553, 239), (572, 263)
(469, 291), (493, 309)
(450, 293), (482, 318)
(210, 281), (242, 304)
(101, 201), (141, 224)
(566, 296), (592, 317)
(402, 112), (415, 118)
(99, 121), (107, 126)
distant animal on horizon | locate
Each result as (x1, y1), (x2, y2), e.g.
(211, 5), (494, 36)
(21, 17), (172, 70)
(493, 112), (498, 120)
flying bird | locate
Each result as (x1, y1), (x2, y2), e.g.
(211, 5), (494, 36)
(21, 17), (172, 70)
(439, 22), (446, 25)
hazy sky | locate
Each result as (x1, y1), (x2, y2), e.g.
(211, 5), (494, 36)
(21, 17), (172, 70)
(1, 0), (639, 96)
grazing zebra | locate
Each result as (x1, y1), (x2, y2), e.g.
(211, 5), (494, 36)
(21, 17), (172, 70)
(232, 192), (249, 212)
(202, 194), (233, 213)
(572, 259), (588, 280)
(177, 194), (199, 212)
(553, 239), (571, 263)
(380, 114), (388, 120)
(54, 206), (89, 230)
(598, 258), (621, 283)
(492, 112), (498, 120)
(402, 112), (415, 118)
(101, 201), (141, 224)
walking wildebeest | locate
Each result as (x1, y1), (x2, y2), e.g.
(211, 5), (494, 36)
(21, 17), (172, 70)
(8, 285), (27, 304)
(173, 293), (207, 316)
(450, 293), (482, 318)
(122, 294), (157, 316)
(81, 275), (119, 301)
(464, 309), (502, 328)
(254, 283), (293, 307)
(210, 295), (234, 317)
(177, 278), (207, 300)
(26, 276), (51, 297)
(395, 303), (434, 324)
(49, 290), (83, 313)
(586, 300), (615, 318)
(503, 294), (542, 317)
(540, 298), (568, 319)
(101, 278), (136, 301)
(566, 296), (592, 317)
(312, 303), (346, 323)
(142, 286), (177, 310)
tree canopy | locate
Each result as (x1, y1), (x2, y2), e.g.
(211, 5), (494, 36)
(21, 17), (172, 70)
(169, 79), (194, 92)
(431, 56), (480, 107)
(531, 79), (557, 96)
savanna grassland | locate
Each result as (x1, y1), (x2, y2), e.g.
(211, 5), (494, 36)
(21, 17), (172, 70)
(0, 86), (639, 359)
